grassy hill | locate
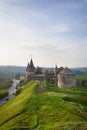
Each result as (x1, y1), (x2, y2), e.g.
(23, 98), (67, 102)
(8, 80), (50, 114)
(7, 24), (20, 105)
(0, 81), (87, 130)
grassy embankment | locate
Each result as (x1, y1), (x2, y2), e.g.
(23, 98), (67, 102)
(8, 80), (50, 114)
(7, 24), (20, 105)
(0, 79), (12, 99)
(0, 80), (87, 130)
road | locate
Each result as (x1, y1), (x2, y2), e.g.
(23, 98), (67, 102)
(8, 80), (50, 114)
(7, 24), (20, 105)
(0, 79), (20, 106)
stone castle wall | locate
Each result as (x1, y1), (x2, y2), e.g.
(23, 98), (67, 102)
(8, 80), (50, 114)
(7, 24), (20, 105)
(58, 74), (76, 88)
(28, 75), (45, 82)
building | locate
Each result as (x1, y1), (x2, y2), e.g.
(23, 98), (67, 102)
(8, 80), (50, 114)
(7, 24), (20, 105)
(26, 58), (35, 76)
(54, 66), (64, 85)
(58, 67), (76, 88)
(26, 58), (45, 81)
(26, 59), (76, 88)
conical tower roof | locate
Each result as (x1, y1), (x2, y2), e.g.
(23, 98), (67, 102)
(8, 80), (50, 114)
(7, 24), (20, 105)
(60, 67), (75, 75)
(26, 62), (30, 71)
(29, 58), (35, 69)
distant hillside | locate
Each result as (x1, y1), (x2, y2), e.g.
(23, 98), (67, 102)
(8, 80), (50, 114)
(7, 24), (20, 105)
(42, 67), (87, 75)
(0, 81), (87, 129)
(41, 67), (54, 73)
(0, 66), (26, 79)
(77, 73), (87, 80)
(75, 67), (87, 73)
(0, 66), (53, 79)
(72, 67), (87, 75)
(0, 66), (87, 80)
(0, 66), (54, 79)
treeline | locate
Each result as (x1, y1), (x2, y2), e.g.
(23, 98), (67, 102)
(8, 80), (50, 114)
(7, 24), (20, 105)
(77, 74), (87, 87)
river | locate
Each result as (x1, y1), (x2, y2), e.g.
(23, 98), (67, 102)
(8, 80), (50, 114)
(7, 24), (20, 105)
(0, 79), (20, 106)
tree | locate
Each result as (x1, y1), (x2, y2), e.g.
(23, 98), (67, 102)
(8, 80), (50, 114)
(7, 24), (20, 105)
(36, 66), (42, 74)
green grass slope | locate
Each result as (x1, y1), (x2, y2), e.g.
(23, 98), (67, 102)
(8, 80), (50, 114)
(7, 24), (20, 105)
(0, 81), (87, 130)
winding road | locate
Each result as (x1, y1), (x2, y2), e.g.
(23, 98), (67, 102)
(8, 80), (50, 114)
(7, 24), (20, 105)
(0, 79), (20, 106)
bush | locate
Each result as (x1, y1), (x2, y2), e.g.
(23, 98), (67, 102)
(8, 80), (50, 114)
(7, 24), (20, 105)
(16, 87), (24, 95)
(0, 89), (8, 99)
(0, 79), (12, 89)
(19, 78), (28, 86)
(0, 79), (12, 99)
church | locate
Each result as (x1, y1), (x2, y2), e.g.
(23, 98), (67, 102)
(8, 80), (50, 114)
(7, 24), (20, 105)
(26, 58), (45, 81)
(26, 58), (76, 88)
(26, 58), (35, 76)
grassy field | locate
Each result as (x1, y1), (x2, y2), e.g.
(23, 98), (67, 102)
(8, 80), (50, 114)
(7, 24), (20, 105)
(0, 80), (87, 130)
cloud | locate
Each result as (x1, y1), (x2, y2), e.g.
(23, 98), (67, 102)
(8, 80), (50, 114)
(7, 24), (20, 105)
(0, 0), (87, 67)
(0, 0), (21, 4)
(48, 24), (69, 33)
(0, 0), (48, 22)
(1, 17), (77, 53)
(50, 0), (84, 9)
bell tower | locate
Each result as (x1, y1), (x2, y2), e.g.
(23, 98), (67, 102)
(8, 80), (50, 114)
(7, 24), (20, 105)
(26, 58), (35, 77)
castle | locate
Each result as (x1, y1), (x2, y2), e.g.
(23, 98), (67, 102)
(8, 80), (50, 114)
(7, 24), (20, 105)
(26, 58), (76, 88)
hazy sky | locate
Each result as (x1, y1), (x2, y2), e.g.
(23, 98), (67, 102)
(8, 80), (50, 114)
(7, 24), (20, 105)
(0, 0), (87, 67)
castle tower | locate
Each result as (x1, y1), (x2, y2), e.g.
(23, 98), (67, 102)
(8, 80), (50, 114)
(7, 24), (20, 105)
(26, 58), (35, 77)
(54, 65), (58, 85)
(54, 66), (64, 85)
(54, 65), (58, 76)
(26, 62), (30, 77)
(58, 67), (76, 88)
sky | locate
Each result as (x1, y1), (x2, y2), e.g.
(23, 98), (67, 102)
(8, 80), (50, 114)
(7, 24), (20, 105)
(0, 0), (87, 67)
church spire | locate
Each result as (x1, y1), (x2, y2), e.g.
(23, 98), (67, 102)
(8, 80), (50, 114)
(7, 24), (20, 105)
(26, 62), (29, 71)
(26, 58), (35, 76)
(29, 58), (35, 69)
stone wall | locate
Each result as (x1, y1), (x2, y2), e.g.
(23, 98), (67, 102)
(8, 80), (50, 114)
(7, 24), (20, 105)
(58, 74), (76, 88)
(28, 75), (45, 82)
